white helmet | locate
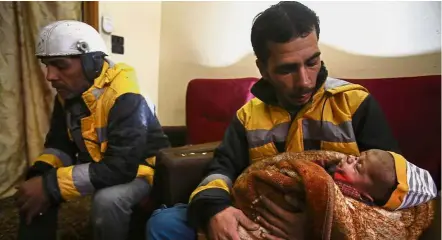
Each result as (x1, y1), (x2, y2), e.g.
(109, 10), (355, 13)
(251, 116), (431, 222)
(36, 20), (108, 57)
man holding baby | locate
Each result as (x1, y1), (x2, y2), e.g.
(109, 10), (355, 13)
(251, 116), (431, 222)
(147, 2), (437, 240)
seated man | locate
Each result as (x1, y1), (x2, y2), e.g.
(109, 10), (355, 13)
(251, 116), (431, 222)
(15, 20), (170, 240)
(146, 1), (436, 239)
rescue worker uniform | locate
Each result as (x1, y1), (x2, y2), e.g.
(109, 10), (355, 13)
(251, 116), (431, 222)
(146, 63), (437, 240)
(18, 20), (170, 240)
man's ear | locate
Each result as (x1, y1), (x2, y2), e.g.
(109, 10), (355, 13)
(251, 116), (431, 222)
(256, 59), (269, 80)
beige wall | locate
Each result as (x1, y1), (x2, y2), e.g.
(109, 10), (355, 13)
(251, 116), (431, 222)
(99, 1), (162, 110)
(98, 1), (441, 126)
(157, 1), (441, 126)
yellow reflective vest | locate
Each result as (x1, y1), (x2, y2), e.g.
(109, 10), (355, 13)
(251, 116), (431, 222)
(28, 61), (170, 203)
(187, 73), (434, 228)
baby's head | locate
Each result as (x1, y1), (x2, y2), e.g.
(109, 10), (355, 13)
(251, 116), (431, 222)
(335, 149), (397, 205)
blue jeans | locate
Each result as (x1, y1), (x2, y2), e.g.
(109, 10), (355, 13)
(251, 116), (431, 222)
(146, 204), (196, 240)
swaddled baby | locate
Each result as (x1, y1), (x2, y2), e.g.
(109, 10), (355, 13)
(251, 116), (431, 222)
(232, 149), (437, 239)
(315, 149), (398, 207)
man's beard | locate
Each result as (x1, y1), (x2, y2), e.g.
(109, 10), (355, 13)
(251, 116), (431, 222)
(278, 95), (310, 112)
(277, 88), (314, 111)
(58, 83), (91, 100)
(276, 62), (328, 111)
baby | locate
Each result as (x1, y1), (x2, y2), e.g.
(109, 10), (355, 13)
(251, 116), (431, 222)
(232, 149), (437, 239)
(313, 149), (396, 208)
(314, 149), (437, 210)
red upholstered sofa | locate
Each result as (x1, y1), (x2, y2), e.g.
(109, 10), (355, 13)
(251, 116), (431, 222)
(160, 78), (258, 148)
(164, 75), (441, 189)
(137, 79), (259, 219)
(153, 75), (440, 239)
(186, 78), (258, 144)
(348, 76), (441, 189)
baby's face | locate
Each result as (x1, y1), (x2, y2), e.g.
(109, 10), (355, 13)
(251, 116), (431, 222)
(335, 150), (388, 201)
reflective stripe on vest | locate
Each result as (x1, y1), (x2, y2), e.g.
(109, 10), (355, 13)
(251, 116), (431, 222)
(240, 78), (367, 162)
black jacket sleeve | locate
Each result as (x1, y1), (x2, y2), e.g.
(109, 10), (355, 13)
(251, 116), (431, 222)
(27, 97), (77, 180)
(89, 93), (151, 188)
(43, 93), (159, 204)
(188, 115), (250, 229)
(352, 94), (401, 153)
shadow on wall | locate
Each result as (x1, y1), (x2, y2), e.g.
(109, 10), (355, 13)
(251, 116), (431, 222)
(157, 53), (259, 126)
(320, 44), (441, 79)
(158, 42), (441, 126)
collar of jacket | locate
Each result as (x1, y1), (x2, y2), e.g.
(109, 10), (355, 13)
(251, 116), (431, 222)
(250, 62), (329, 108)
(62, 60), (135, 110)
(92, 60), (123, 88)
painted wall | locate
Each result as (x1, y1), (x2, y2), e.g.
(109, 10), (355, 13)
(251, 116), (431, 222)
(157, 1), (441, 126)
(99, 1), (162, 110)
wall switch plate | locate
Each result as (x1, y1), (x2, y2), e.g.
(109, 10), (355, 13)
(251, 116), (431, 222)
(111, 35), (124, 45)
(112, 45), (124, 54)
(111, 35), (124, 54)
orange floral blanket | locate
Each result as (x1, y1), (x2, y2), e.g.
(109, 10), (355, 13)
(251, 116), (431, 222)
(232, 151), (435, 240)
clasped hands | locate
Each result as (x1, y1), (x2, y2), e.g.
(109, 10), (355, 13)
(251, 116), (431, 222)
(207, 195), (305, 240)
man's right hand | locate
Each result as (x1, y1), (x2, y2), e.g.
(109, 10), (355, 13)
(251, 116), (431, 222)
(208, 206), (259, 240)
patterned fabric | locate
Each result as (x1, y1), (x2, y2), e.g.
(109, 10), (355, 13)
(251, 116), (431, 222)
(334, 180), (367, 203)
(0, 2), (81, 198)
(232, 151), (435, 240)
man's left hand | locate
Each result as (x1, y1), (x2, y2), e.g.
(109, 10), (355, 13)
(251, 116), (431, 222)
(14, 176), (50, 225)
(254, 195), (306, 240)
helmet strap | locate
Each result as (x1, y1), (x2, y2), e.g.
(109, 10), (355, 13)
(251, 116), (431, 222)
(80, 52), (106, 84)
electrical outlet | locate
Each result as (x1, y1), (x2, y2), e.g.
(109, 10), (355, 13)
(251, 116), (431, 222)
(111, 35), (124, 54)
(112, 45), (124, 54)
(111, 35), (124, 45)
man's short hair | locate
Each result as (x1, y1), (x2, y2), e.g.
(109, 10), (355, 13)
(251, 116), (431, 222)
(251, 1), (320, 63)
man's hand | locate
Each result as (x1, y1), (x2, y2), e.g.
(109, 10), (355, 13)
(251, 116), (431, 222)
(254, 195), (306, 240)
(208, 206), (259, 240)
(14, 176), (51, 225)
